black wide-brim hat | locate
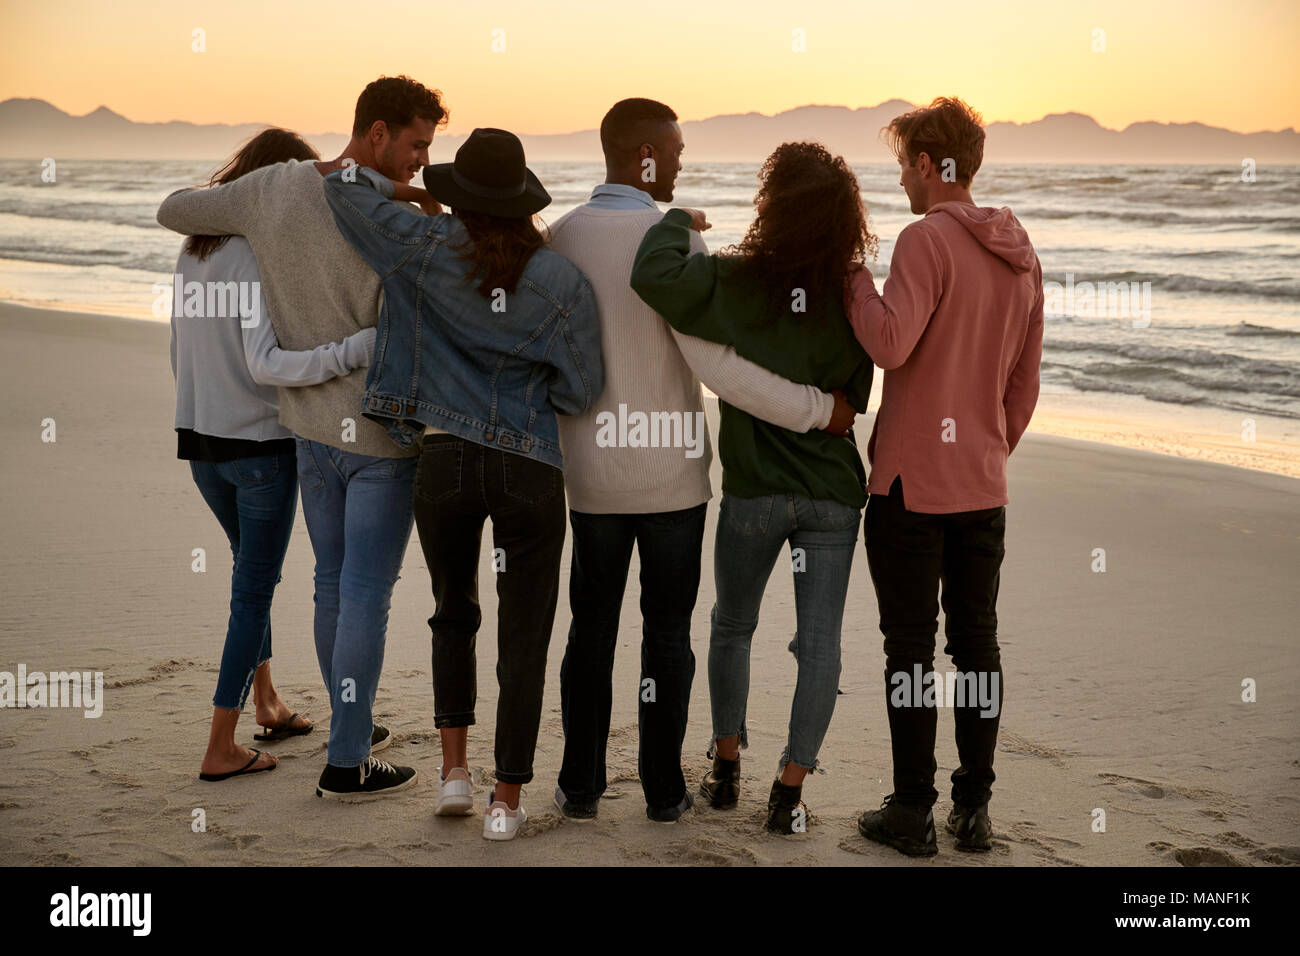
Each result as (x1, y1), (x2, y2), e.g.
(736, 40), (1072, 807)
(422, 127), (550, 218)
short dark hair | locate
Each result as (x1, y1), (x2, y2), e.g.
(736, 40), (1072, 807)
(352, 75), (448, 138)
(599, 98), (678, 162)
(881, 96), (985, 187)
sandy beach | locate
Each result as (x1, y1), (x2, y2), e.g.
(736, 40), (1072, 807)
(0, 302), (1297, 867)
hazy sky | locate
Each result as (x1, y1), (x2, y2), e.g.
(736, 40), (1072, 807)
(2, 0), (1296, 136)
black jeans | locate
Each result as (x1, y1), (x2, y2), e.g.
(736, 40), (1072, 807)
(412, 435), (566, 785)
(558, 504), (707, 812)
(864, 477), (1006, 809)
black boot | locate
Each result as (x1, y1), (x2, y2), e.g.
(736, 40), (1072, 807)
(946, 802), (993, 851)
(857, 793), (938, 857)
(765, 779), (809, 834)
(699, 753), (741, 809)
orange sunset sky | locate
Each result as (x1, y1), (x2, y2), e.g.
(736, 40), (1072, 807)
(1, 0), (1297, 136)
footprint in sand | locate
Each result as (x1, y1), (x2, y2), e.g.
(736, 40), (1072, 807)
(1098, 772), (1237, 811)
(657, 835), (758, 866)
(1005, 820), (1084, 864)
(105, 658), (200, 689)
(1207, 831), (1300, 866)
(1252, 845), (1300, 865)
(999, 730), (1074, 768)
(1148, 842), (1244, 867)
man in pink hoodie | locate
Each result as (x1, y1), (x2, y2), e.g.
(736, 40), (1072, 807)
(846, 97), (1044, 856)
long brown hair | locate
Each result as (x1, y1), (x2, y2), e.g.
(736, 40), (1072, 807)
(451, 210), (550, 297)
(724, 141), (878, 319)
(185, 128), (319, 261)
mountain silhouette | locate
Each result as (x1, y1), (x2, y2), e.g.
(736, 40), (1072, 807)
(2, 97), (1296, 163)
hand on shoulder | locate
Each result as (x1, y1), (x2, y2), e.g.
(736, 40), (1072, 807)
(677, 208), (712, 232)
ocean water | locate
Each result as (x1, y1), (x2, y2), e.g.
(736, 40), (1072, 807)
(0, 158), (1297, 430)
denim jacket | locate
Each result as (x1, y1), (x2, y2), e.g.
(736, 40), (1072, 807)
(323, 166), (604, 468)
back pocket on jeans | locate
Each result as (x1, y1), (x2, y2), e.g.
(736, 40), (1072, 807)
(294, 437), (325, 492)
(415, 439), (463, 503)
(233, 454), (281, 486)
(810, 497), (862, 531)
(501, 451), (559, 504)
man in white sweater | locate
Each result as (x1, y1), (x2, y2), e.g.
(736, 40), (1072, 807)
(548, 98), (856, 823)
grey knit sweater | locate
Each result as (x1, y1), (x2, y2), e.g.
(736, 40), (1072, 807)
(158, 160), (412, 458)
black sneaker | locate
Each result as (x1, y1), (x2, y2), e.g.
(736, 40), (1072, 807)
(857, 793), (938, 857)
(765, 779), (809, 834)
(553, 787), (598, 822)
(699, 754), (741, 809)
(647, 790), (694, 823)
(316, 756), (417, 800)
(370, 724), (392, 754)
(946, 802), (993, 851)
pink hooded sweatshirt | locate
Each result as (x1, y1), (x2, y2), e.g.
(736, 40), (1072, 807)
(847, 201), (1044, 514)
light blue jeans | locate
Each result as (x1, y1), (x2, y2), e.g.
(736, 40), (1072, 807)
(295, 436), (417, 767)
(708, 492), (861, 772)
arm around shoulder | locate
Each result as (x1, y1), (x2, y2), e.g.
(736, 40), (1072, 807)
(629, 208), (719, 332)
(845, 224), (944, 370)
(672, 330), (833, 432)
(237, 248), (374, 387)
(156, 164), (273, 237)
(547, 274), (605, 415)
(322, 166), (438, 277)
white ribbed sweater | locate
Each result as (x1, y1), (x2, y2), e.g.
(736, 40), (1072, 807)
(547, 205), (832, 515)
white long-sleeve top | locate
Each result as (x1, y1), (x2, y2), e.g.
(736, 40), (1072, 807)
(170, 236), (374, 441)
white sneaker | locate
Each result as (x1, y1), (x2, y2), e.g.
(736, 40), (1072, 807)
(435, 765), (475, 816)
(482, 789), (527, 841)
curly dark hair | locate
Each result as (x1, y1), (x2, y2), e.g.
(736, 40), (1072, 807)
(723, 142), (878, 319)
(353, 75), (449, 138)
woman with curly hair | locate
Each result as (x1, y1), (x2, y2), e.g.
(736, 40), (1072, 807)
(631, 141), (876, 833)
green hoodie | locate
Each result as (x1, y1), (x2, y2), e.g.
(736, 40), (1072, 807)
(631, 208), (874, 508)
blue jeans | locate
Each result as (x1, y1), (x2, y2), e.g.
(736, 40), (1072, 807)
(295, 436), (417, 767)
(709, 493), (861, 771)
(189, 451), (299, 711)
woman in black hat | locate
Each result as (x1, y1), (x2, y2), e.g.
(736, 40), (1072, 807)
(323, 128), (604, 841)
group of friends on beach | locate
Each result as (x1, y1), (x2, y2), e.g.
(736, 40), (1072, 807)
(159, 77), (1044, 854)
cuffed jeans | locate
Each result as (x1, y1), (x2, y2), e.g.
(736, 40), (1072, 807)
(864, 476), (1006, 809)
(294, 436), (417, 768)
(413, 435), (566, 786)
(558, 504), (706, 813)
(190, 451), (298, 711)
(709, 492), (860, 772)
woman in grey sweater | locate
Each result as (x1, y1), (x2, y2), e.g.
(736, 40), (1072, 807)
(169, 129), (375, 781)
